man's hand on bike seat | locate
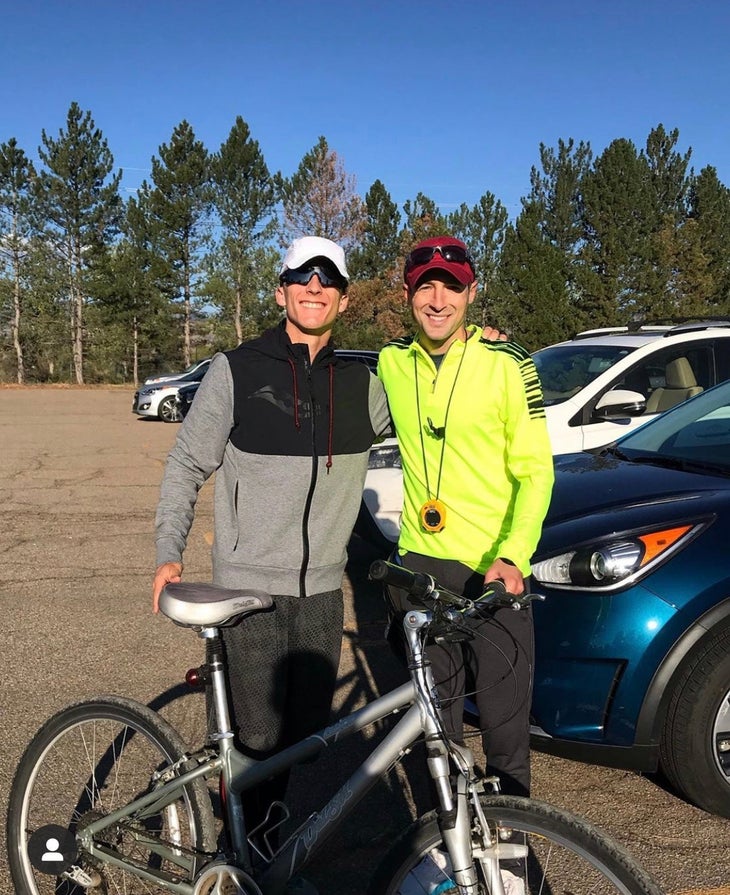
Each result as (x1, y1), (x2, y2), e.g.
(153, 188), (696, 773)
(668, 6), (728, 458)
(152, 561), (183, 614)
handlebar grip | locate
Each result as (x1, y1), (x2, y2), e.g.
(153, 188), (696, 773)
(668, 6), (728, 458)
(484, 579), (508, 597)
(470, 578), (533, 613)
(369, 560), (434, 600)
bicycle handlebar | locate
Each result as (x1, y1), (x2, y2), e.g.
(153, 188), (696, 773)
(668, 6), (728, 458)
(369, 560), (436, 600)
(369, 559), (535, 613)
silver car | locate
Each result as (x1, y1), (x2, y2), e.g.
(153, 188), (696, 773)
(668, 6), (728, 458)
(133, 360), (211, 422)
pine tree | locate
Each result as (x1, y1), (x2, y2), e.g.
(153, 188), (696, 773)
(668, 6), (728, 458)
(209, 116), (277, 342)
(278, 136), (365, 250)
(642, 125), (693, 307)
(688, 165), (730, 313)
(400, 193), (447, 248)
(203, 244), (281, 345)
(448, 191), (508, 327)
(0, 138), (37, 383)
(147, 121), (211, 367)
(348, 179), (401, 281)
(521, 139), (594, 331)
(654, 218), (713, 318)
(36, 102), (122, 383)
(529, 139), (592, 253)
(644, 125), (691, 224)
(581, 138), (654, 323)
(497, 201), (573, 349)
(90, 192), (178, 384)
(12, 236), (70, 380)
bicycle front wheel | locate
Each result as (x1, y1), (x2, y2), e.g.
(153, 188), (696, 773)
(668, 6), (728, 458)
(7, 696), (217, 895)
(368, 794), (661, 895)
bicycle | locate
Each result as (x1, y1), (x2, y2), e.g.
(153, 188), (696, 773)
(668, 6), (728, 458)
(7, 561), (663, 895)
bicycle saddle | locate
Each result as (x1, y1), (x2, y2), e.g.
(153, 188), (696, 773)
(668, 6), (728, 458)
(159, 582), (274, 627)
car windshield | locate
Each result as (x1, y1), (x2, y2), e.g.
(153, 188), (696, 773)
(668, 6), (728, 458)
(614, 381), (730, 475)
(532, 344), (637, 406)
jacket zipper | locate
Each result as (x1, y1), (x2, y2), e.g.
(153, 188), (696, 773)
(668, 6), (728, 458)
(299, 356), (318, 598)
(232, 481), (239, 551)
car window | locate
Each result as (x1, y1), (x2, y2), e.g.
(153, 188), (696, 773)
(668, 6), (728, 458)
(618, 383), (730, 470)
(714, 340), (730, 384)
(186, 364), (210, 382)
(532, 345), (636, 405)
(610, 345), (711, 399)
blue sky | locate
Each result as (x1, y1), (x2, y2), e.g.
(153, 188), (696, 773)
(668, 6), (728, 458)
(2, 0), (729, 220)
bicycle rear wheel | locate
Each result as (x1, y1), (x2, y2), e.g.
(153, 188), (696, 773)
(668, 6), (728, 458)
(7, 696), (216, 895)
(368, 794), (661, 895)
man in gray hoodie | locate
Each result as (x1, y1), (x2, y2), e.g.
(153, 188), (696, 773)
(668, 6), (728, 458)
(153, 236), (391, 845)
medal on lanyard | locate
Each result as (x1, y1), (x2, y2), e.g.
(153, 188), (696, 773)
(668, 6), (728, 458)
(414, 344), (467, 533)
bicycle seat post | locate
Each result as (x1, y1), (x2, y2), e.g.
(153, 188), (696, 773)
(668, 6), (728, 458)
(200, 626), (234, 743)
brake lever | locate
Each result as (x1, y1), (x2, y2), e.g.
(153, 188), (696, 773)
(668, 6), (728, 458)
(466, 590), (546, 615)
(507, 591), (546, 610)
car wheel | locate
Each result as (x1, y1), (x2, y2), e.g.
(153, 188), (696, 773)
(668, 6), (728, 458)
(158, 395), (182, 423)
(660, 625), (730, 817)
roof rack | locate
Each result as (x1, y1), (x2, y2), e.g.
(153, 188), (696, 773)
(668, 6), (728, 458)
(573, 327), (629, 339)
(572, 318), (730, 340)
(662, 319), (730, 336)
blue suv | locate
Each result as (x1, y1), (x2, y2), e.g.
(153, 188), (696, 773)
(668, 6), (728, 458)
(530, 378), (730, 817)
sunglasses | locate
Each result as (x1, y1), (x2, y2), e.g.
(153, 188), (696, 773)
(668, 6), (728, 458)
(280, 265), (346, 289)
(404, 244), (475, 273)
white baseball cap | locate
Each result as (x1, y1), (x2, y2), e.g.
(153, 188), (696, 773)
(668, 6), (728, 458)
(279, 236), (349, 281)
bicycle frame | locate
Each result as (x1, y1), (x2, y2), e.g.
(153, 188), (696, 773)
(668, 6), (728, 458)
(76, 608), (492, 895)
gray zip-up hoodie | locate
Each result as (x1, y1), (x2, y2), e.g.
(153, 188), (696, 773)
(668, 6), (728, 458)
(155, 323), (390, 596)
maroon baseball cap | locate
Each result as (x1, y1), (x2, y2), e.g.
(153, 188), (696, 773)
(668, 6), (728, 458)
(403, 236), (476, 289)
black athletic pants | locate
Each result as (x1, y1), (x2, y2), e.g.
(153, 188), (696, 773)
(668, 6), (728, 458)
(393, 551), (534, 797)
(219, 588), (344, 842)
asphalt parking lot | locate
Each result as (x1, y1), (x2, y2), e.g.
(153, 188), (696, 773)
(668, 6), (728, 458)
(1, 386), (729, 894)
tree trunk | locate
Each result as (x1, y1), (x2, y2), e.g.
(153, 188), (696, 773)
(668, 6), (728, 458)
(73, 287), (84, 384)
(13, 273), (24, 385)
(183, 263), (191, 367)
(71, 242), (84, 384)
(235, 286), (243, 343)
(133, 314), (139, 387)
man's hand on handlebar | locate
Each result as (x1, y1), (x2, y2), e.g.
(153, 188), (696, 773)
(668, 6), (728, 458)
(484, 558), (524, 596)
(152, 562), (183, 614)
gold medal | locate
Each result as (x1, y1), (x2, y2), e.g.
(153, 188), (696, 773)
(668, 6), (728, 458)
(420, 499), (447, 532)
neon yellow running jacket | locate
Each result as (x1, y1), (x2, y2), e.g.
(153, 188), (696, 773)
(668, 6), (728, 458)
(378, 326), (554, 575)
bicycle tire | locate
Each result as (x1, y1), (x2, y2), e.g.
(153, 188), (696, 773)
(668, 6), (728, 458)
(7, 695), (217, 895)
(367, 794), (662, 895)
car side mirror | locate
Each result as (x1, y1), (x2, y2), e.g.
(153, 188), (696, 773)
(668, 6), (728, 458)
(593, 389), (647, 421)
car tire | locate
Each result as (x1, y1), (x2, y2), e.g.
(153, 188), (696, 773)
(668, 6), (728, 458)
(158, 395), (182, 423)
(660, 624), (730, 818)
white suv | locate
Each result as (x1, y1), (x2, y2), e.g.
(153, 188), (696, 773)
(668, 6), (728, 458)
(357, 321), (730, 550)
(534, 321), (730, 453)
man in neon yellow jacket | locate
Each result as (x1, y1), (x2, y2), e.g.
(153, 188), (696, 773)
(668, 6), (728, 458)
(378, 235), (554, 798)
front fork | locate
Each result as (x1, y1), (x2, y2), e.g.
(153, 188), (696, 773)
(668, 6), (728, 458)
(433, 752), (511, 895)
(404, 611), (509, 895)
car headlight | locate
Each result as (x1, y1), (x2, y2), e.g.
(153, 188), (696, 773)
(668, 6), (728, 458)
(532, 523), (704, 591)
(368, 444), (402, 470)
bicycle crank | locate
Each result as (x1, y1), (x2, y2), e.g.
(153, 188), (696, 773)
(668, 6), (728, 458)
(192, 861), (263, 895)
